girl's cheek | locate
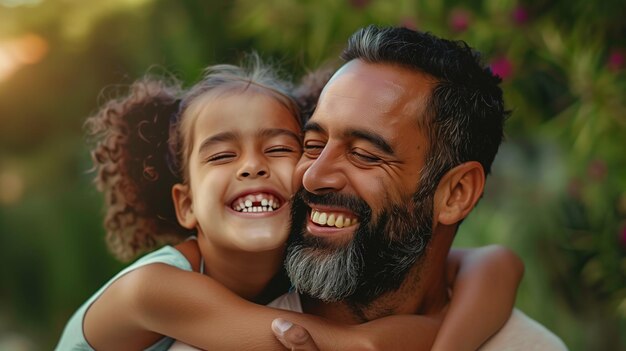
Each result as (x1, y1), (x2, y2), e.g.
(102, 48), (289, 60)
(273, 163), (297, 190)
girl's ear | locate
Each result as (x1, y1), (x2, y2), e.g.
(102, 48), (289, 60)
(434, 161), (485, 225)
(172, 183), (197, 229)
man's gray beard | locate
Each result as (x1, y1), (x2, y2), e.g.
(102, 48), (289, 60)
(285, 186), (434, 305)
(284, 233), (363, 302)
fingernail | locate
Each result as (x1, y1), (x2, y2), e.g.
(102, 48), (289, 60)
(272, 318), (293, 335)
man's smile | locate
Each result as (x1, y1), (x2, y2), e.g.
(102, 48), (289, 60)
(309, 208), (359, 228)
(304, 204), (361, 241)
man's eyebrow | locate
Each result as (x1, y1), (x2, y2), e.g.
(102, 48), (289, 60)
(302, 122), (325, 134)
(346, 129), (395, 156)
(303, 122), (394, 155)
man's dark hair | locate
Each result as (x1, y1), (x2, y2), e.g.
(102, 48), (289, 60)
(342, 25), (508, 192)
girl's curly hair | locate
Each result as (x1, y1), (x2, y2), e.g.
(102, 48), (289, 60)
(86, 78), (188, 261)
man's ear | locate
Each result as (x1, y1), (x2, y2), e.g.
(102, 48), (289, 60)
(434, 161), (485, 225)
(172, 183), (197, 229)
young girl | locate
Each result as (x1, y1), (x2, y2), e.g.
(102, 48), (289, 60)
(56, 56), (523, 350)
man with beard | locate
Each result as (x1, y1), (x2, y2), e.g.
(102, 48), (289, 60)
(271, 25), (567, 350)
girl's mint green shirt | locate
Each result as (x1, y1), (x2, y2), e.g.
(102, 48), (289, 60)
(55, 245), (192, 351)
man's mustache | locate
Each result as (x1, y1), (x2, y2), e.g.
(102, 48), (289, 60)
(293, 188), (372, 222)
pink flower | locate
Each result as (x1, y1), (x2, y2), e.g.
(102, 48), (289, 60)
(449, 9), (471, 33)
(348, 0), (371, 10)
(400, 16), (418, 31)
(490, 56), (513, 80)
(587, 159), (607, 181)
(511, 5), (529, 25)
(608, 49), (625, 72)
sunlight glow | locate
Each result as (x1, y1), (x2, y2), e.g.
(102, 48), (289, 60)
(0, 33), (48, 82)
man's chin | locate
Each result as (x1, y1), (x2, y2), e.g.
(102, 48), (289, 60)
(284, 236), (362, 303)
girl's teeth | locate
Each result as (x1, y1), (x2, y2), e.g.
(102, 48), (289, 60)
(233, 194), (282, 212)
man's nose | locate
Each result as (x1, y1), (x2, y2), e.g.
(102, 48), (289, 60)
(237, 153), (269, 179)
(302, 147), (346, 194)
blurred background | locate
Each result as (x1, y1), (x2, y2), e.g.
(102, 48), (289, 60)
(1, 0), (625, 350)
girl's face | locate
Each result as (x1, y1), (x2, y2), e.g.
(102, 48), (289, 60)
(173, 86), (302, 253)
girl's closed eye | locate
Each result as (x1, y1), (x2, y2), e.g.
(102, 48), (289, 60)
(265, 144), (302, 158)
(266, 146), (296, 155)
(205, 152), (237, 163)
(264, 134), (302, 157)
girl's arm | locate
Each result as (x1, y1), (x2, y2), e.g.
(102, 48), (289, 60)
(135, 264), (449, 351)
(430, 244), (524, 351)
(84, 261), (387, 351)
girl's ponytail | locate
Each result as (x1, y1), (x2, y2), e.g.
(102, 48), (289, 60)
(86, 78), (191, 261)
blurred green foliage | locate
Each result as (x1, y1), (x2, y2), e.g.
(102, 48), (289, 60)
(0, 0), (624, 350)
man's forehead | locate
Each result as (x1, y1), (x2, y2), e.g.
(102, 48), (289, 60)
(316, 59), (434, 120)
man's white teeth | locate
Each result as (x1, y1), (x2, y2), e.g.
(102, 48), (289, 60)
(318, 212), (327, 225)
(335, 216), (344, 227)
(327, 214), (335, 226)
(310, 210), (357, 228)
(233, 193), (280, 212)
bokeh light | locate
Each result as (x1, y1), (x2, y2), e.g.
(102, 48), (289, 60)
(0, 34), (48, 83)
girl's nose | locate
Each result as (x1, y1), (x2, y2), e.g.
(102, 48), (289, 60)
(237, 155), (269, 180)
(239, 169), (268, 178)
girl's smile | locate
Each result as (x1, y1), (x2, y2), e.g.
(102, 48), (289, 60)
(229, 189), (285, 214)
